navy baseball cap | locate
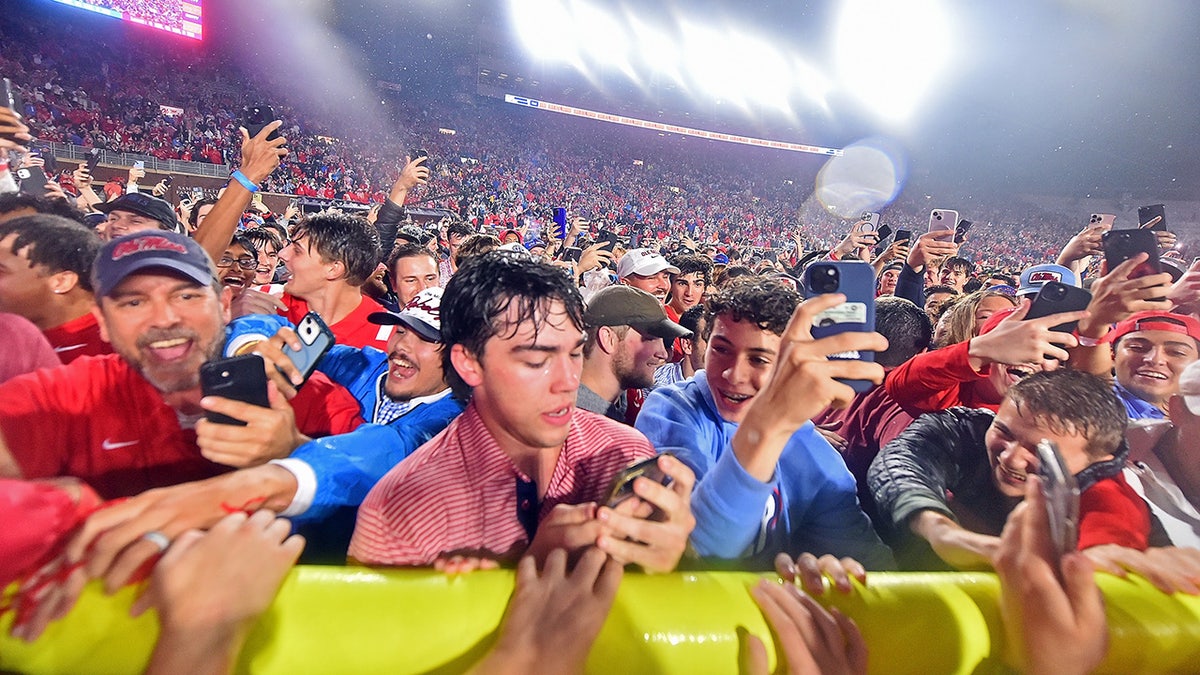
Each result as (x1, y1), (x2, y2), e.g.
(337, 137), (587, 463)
(93, 230), (216, 297)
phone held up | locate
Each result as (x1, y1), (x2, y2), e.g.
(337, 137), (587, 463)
(244, 104), (282, 142)
(1138, 204), (1167, 231)
(928, 209), (959, 237)
(1035, 438), (1080, 558)
(802, 261), (877, 393)
(287, 312), (335, 385)
(199, 354), (270, 426)
(1102, 228), (1162, 279)
(1025, 281), (1092, 334)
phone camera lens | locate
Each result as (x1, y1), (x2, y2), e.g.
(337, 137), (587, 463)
(1045, 284), (1067, 301)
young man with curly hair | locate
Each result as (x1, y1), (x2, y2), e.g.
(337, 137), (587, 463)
(636, 277), (894, 570)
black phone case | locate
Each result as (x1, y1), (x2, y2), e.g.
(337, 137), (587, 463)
(200, 355), (270, 425)
(1138, 204), (1167, 231)
(244, 105), (280, 142)
(1103, 229), (1162, 278)
(803, 262), (877, 392)
(1025, 282), (1092, 333)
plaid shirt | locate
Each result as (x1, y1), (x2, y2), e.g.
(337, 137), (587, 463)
(349, 401), (655, 565)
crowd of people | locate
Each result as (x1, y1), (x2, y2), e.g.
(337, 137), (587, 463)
(2, 10), (1172, 274)
(2, 7), (1200, 675)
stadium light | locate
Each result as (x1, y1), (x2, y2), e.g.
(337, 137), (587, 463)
(834, 0), (953, 124)
(510, 0), (577, 63)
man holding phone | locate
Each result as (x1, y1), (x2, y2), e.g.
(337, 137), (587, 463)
(869, 370), (1148, 570)
(350, 251), (695, 572)
(0, 230), (362, 499)
(637, 279), (894, 571)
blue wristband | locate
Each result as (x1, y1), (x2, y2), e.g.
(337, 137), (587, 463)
(230, 170), (260, 193)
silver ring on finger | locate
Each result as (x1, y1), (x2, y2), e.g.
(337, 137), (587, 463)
(140, 530), (171, 554)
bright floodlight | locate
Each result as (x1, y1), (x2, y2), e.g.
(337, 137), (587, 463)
(511, 0), (576, 62)
(834, 0), (953, 124)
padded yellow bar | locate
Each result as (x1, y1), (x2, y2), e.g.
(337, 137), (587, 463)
(2, 568), (1199, 674)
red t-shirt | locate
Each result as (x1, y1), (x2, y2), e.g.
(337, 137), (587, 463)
(281, 293), (391, 351)
(41, 312), (112, 364)
(0, 355), (363, 500)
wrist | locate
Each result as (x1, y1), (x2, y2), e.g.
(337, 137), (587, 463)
(1074, 318), (1110, 341)
(230, 170), (260, 193)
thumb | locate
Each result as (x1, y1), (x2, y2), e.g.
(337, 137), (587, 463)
(239, 126), (250, 144)
(737, 626), (771, 675)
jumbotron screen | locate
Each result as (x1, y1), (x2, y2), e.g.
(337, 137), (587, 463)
(49, 0), (203, 40)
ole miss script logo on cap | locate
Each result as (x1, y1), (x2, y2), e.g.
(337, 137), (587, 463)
(111, 236), (189, 261)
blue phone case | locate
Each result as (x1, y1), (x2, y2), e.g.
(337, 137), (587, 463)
(290, 313), (335, 383)
(802, 261), (877, 393)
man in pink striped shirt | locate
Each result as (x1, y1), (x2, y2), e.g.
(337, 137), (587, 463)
(349, 250), (695, 571)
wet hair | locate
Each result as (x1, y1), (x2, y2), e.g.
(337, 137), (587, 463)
(704, 276), (799, 339)
(387, 241), (437, 272)
(0, 214), (101, 292)
(0, 192), (88, 225)
(446, 221), (474, 240)
(291, 212), (381, 286)
(1007, 370), (1126, 458)
(669, 254), (713, 286)
(441, 250), (585, 399)
(241, 227), (282, 256)
(943, 256), (975, 275)
(227, 233), (259, 260)
(923, 284), (959, 299)
(454, 233), (501, 268)
(875, 297), (932, 367)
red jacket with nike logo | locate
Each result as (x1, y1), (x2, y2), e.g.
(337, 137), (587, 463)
(0, 354), (363, 499)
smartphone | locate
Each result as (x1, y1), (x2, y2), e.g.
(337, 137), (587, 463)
(199, 354), (270, 426)
(1089, 213), (1115, 230)
(409, 148), (432, 174)
(15, 166), (48, 198)
(1103, 228), (1162, 279)
(1138, 204), (1167, 232)
(873, 224), (895, 256)
(599, 230), (622, 250)
(133, 160), (145, 171)
(163, 174), (174, 187)
(34, 144), (59, 175)
(191, 186), (204, 200)
(1025, 281), (1092, 334)
(287, 313), (334, 384)
(562, 246), (582, 263)
(553, 207), (568, 239)
(1035, 439), (1080, 557)
(85, 148), (102, 173)
(802, 262), (877, 392)
(894, 229), (912, 245)
(857, 212), (880, 233)
(606, 454), (674, 519)
(954, 219), (973, 244)
(1, 77), (29, 147)
(244, 104), (281, 141)
(928, 209), (958, 237)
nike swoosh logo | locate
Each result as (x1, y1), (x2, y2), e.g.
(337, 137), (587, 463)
(54, 344), (88, 353)
(101, 439), (139, 451)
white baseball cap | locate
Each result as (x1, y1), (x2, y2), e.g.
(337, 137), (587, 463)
(616, 248), (679, 279)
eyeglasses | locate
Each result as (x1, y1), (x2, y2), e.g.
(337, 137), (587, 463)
(217, 256), (257, 270)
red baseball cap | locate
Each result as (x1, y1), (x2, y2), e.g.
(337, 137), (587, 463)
(1104, 310), (1200, 345)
